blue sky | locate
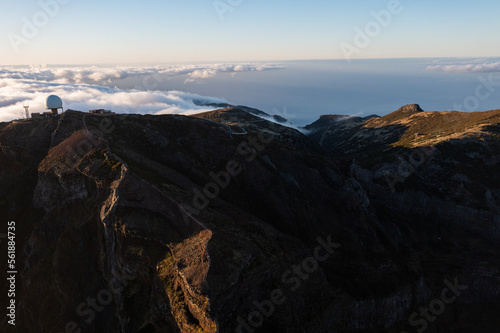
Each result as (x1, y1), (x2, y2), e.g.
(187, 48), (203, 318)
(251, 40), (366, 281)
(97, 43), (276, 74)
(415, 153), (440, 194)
(1, 0), (499, 65)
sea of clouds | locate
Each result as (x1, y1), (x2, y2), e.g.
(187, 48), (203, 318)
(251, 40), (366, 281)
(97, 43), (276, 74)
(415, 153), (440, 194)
(426, 60), (500, 73)
(0, 63), (284, 122)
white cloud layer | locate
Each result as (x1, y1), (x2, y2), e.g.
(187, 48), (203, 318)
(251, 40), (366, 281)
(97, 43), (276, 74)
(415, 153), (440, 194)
(0, 79), (229, 123)
(0, 63), (285, 122)
(426, 62), (500, 73)
(0, 63), (284, 85)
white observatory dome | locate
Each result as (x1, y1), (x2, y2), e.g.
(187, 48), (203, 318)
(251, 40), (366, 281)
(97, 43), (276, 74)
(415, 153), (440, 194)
(45, 95), (63, 109)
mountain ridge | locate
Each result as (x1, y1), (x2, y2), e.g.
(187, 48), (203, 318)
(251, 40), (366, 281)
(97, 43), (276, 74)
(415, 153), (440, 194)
(1, 104), (499, 332)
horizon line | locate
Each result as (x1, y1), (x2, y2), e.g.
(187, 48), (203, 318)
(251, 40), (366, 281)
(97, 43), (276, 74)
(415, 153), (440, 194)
(2, 56), (500, 67)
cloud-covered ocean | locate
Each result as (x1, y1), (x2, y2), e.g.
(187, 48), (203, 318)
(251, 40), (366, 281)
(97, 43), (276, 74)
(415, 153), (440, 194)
(1, 58), (500, 125)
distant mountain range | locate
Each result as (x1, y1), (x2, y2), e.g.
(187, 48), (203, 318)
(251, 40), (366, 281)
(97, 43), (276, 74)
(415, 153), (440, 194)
(1, 104), (499, 332)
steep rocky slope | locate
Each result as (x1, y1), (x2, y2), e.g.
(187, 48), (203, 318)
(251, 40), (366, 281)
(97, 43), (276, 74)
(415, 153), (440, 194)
(0, 105), (499, 332)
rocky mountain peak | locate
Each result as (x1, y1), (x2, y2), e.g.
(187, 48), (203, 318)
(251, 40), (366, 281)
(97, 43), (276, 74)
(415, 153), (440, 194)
(396, 103), (424, 113)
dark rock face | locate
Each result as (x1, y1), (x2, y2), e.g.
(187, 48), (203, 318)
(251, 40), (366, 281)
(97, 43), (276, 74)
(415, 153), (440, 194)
(1, 106), (499, 333)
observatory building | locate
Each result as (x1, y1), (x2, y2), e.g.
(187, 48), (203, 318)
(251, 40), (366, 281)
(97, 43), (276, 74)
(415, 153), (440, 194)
(31, 95), (64, 118)
(45, 95), (63, 115)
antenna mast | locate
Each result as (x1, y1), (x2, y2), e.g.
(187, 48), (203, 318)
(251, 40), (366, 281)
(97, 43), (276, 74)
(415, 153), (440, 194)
(23, 104), (30, 119)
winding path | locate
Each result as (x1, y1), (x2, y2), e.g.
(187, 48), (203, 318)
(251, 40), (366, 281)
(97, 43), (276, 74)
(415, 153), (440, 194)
(82, 114), (90, 134)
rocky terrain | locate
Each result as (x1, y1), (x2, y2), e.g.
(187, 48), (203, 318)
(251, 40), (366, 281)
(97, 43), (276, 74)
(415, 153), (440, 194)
(0, 104), (499, 332)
